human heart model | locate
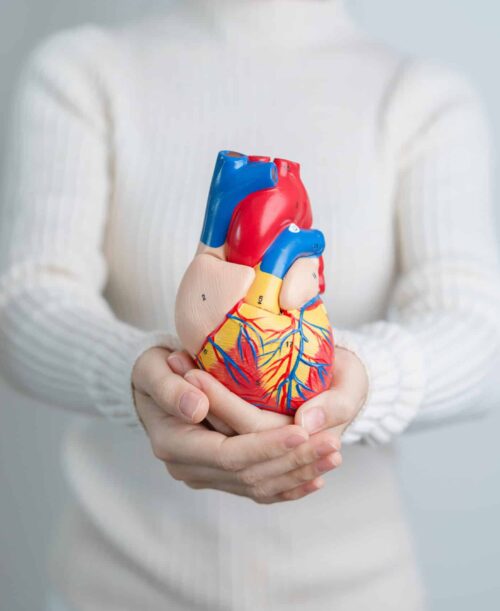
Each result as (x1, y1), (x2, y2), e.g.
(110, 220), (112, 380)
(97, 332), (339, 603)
(175, 151), (334, 414)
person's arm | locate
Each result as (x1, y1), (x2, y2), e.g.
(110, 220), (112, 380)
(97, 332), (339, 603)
(0, 28), (185, 425)
(294, 60), (500, 444)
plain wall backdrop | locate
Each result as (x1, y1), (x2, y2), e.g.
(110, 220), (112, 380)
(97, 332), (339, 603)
(1, 1), (499, 610)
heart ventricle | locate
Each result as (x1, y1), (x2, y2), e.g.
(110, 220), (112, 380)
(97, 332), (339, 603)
(196, 295), (334, 415)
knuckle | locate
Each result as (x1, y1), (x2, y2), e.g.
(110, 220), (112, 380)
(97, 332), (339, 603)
(184, 480), (205, 490)
(151, 376), (172, 408)
(151, 441), (164, 460)
(292, 468), (313, 486)
(289, 448), (308, 469)
(238, 468), (260, 487)
(279, 489), (292, 501)
(250, 483), (270, 502)
(333, 394), (352, 422)
(263, 442), (284, 464)
(286, 443), (311, 469)
(216, 442), (240, 472)
(255, 447), (273, 464)
(217, 449), (238, 473)
(165, 464), (184, 481)
(284, 472), (306, 492)
(132, 351), (157, 384)
(279, 489), (299, 502)
(151, 434), (172, 462)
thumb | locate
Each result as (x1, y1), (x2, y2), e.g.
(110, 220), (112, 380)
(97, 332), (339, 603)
(294, 389), (352, 435)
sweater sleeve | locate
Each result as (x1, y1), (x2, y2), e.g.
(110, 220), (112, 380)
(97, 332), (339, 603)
(0, 28), (180, 426)
(337, 60), (500, 445)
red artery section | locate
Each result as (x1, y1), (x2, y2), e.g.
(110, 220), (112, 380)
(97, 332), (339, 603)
(225, 157), (324, 291)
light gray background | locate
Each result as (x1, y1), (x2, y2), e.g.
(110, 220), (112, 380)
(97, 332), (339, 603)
(1, 1), (499, 610)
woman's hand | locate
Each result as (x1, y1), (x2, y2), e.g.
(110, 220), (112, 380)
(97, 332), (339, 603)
(167, 349), (294, 436)
(168, 347), (368, 447)
(132, 347), (342, 503)
(293, 347), (369, 442)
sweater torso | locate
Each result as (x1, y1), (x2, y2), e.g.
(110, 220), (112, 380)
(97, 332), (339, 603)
(103, 7), (400, 334)
(52, 6), (423, 608)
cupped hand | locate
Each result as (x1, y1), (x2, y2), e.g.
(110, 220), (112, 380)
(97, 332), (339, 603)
(132, 347), (342, 503)
(167, 349), (293, 436)
(293, 347), (368, 442)
(168, 347), (368, 446)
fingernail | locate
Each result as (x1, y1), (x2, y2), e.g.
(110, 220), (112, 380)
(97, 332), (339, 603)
(179, 391), (203, 420)
(167, 355), (187, 375)
(315, 441), (338, 458)
(285, 434), (307, 449)
(301, 408), (326, 433)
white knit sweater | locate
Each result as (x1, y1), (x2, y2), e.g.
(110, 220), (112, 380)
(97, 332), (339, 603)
(1, 1), (500, 608)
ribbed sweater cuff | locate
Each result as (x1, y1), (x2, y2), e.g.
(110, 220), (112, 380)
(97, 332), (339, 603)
(88, 327), (182, 427)
(334, 323), (425, 445)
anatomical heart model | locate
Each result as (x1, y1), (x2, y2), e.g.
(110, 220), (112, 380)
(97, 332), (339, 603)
(175, 151), (334, 414)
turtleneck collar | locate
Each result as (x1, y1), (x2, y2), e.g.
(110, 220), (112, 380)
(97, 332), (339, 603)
(180, 0), (354, 50)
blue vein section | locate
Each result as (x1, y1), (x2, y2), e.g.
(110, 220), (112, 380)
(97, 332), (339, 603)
(206, 336), (250, 385)
(200, 295), (332, 412)
(200, 151), (278, 248)
(260, 225), (326, 279)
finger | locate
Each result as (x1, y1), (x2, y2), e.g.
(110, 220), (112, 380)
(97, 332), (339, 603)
(294, 346), (369, 434)
(134, 348), (209, 423)
(145, 411), (228, 466)
(158, 416), (308, 469)
(256, 452), (341, 498)
(139, 396), (327, 502)
(165, 461), (234, 484)
(168, 354), (237, 434)
(164, 432), (342, 485)
(278, 477), (325, 502)
(184, 369), (292, 434)
(205, 413), (237, 436)
(166, 452), (342, 497)
(167, 350), (197, 376)
(217, 425), (311, 471)
(134, 391), (167, 432)
(237, 429), (340, 483)
(294, 388), (354, 434)
(186, 475), (325, 504)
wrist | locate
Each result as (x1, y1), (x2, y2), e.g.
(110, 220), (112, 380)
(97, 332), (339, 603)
(334, 325), (424, 445)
